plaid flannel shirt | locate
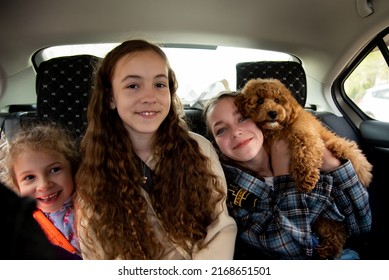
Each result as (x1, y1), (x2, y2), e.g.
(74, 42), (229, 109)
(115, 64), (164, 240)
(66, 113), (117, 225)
(224, 159), (371, 260)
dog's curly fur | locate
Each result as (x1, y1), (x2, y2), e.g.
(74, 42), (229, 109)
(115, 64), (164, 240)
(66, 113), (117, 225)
(235, 78), (373, 259)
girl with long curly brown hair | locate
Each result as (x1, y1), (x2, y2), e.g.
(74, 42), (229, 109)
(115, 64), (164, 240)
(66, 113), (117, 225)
(74, 39), (237, 259)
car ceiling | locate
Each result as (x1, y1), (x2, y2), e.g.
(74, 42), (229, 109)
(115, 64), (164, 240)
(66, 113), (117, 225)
(1, 0), (389, 86)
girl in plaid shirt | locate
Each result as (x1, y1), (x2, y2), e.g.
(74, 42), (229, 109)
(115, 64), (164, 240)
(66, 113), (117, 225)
(204, 91), (371, 259)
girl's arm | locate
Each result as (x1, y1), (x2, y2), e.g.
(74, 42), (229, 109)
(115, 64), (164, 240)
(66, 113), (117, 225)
(229, 140), (371, 259)
(323, 159), (372, 236)
(271, 139), (341, 176)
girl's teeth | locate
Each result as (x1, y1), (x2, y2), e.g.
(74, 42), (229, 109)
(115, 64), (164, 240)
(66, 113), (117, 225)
(41, 192), (59, 202)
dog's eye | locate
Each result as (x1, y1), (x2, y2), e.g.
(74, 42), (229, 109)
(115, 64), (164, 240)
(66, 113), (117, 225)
(257, 98), (264, 105)
(274, 98), (280, 103)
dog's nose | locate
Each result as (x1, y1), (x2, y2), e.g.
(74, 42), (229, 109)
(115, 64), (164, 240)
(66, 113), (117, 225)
(268, 111), (278, 119)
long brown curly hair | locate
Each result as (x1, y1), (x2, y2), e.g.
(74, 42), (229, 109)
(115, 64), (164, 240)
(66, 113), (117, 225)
(75, 39), (225, 259)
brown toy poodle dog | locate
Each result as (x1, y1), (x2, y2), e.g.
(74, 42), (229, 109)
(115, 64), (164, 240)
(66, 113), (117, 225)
(235, 78), (373, 191)
(235, 78), (373, 258)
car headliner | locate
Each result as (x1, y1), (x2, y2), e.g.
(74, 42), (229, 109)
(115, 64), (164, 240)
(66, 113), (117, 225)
(0, 0), (389, 87)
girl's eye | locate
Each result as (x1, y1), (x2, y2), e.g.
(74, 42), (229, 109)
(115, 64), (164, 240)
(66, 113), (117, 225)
(126, 83), (139, 89)
(50, 167), (61, 173)
(23, 175), (35, 182)
(238, 116), (248, 123)
(155, 82), (167, 88)
(215, 127), (226, 136)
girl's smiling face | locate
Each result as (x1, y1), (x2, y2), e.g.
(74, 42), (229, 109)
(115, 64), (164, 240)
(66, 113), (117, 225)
(206, 96), (265, 163)
(13, 148), (74, 213)
(110, 50), (171, 141)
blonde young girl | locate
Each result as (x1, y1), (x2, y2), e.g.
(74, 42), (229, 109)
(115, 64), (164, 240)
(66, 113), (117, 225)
(2, 124), (81, 257)
(75, 39), (237, 260)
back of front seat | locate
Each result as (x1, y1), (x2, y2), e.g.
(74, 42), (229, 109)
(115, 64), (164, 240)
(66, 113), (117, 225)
(35, 55), (101, 140)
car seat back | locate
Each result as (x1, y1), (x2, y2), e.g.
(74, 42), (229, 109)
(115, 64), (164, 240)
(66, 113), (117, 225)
(236, 61), (307, 107)
(184, 107), (208, 138)
(35, 55), (100, 139)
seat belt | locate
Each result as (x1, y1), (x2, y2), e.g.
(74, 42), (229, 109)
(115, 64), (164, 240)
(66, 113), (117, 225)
(32, 209), (77, 254)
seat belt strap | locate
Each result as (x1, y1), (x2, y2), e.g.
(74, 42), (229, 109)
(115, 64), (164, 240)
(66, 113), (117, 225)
(32, 209), (77, 254)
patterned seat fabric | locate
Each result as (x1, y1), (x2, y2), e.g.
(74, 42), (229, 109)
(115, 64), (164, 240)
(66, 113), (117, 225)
(236, 61), (307, 107)
(35, 55), (100, 138)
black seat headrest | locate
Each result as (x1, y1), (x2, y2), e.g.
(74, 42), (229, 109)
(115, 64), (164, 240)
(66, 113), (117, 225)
(35, 55), (100, 138)
(236, 61), (307, 107)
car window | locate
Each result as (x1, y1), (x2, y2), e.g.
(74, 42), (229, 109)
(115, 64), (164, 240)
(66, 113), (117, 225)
(32, 44), (296, 108)
(344, 32), (389, 122)
(373, 88), (389, 99)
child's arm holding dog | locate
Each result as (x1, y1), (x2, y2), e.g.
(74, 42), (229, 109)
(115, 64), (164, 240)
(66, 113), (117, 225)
(270, 139), (341, 175)
(226, 140), (369, 259)
(225, 162), (338, 259)
(270, 139), (371, 255)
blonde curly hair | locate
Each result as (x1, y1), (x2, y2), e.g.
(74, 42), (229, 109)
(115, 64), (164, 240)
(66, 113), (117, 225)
(1, 123), (80, 192)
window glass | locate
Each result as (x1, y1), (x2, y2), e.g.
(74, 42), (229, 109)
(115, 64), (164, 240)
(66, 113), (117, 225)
(37, 44), (295, 107)
(344, 34), (389, 122)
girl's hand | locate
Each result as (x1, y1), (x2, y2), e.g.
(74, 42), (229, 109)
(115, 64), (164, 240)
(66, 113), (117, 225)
(271, 139), (291, 176)
(321, 146), (341, 172)
(271, 140), (341, 175)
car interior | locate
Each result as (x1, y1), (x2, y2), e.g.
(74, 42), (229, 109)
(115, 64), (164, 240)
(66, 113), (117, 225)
(1, 0), (389, 260)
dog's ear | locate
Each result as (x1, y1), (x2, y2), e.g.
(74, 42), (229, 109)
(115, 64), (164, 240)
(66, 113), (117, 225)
(284, 85), (302, 108)
(281, 83), (303, 123)
(234, 91), (252, 117)
(235, 80), (264, 117)
(272, 79), (301, 107)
